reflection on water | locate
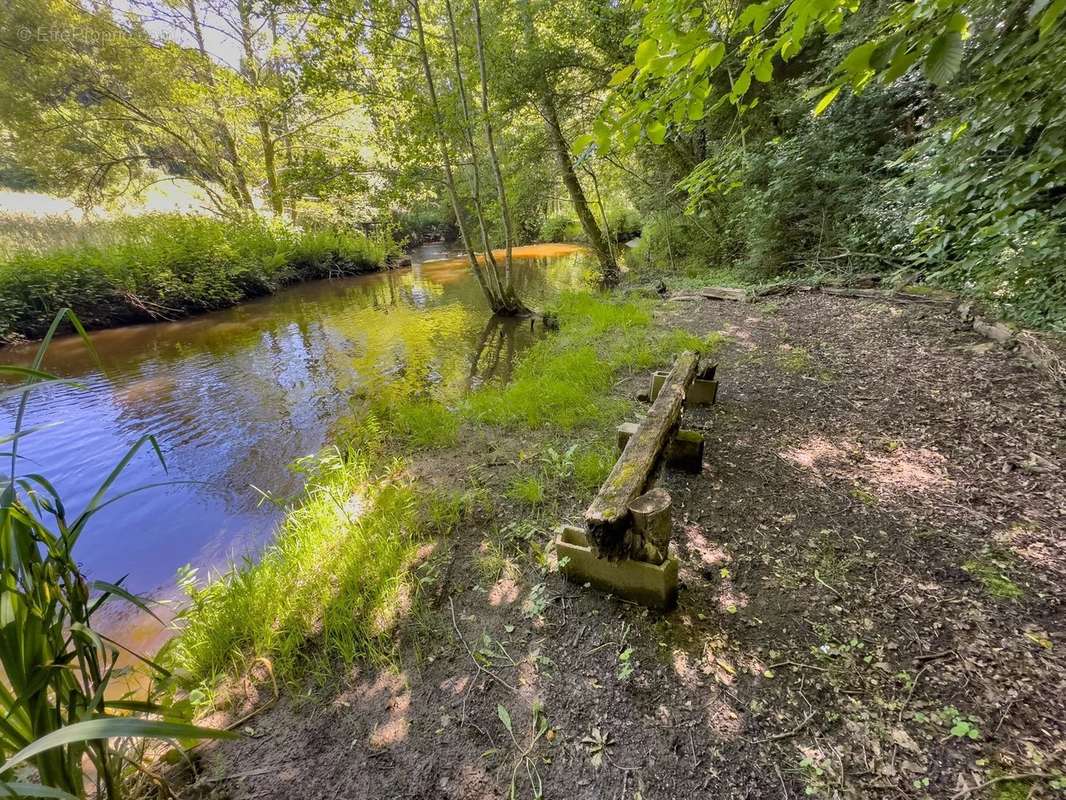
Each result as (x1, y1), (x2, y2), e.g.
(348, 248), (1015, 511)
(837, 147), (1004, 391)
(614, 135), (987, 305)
(2, 244), (595, 603)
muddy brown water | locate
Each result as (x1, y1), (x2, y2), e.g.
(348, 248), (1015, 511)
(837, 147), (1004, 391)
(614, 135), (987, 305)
(2, 243), (595, 650)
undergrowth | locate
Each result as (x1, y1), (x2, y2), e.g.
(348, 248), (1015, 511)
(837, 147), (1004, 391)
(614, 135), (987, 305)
(164, 290), (726, 704)
(0, 214), (395, 342)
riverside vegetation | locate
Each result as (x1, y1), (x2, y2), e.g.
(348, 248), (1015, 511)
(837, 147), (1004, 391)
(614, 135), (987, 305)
(1, 0), (1064, 795)
(0, 215), (395, 342)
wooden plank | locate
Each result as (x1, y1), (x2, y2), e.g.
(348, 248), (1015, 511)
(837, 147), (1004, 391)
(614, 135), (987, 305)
(585, 350), (699, 558)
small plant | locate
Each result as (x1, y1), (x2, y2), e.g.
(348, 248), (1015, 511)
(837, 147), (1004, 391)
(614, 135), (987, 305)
(949, 716), (982, 740)
(963, 556), (1023, 600)
(522, 583), (549, 618)
(616, 647), (635, 681)
(581, 727), (613, 769)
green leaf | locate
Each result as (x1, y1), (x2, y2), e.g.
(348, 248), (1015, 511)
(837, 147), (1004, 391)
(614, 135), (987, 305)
(691, 42), (725, 72)
(840, 41), (877, 78)
(924, 31), (963, 85)
(571, 133), (595, 155)
(687, 98), (704, 120)
(947, 11), (970, 38)
(609, 65), (636, 87)
(731, 68), (752, 98)
(754, 56), (773, 82)
(635, 39), (657, 69)
(881, 44), (922, 83)
(1037, 0), (1066, 36)
(496, 704), (512, 734)
(0, 717), (236, 774)
(0, 782), (79, 799)
(813, 85), (842, 116)
(647, 120), (667, 144)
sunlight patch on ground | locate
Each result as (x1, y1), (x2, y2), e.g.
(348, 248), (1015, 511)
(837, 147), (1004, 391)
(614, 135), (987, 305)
(781, 436), (952, 499)
(488, 574), (521, 606)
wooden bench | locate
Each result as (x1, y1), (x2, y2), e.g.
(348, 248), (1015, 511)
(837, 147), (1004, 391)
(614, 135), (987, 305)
(555, 350), (717, 609)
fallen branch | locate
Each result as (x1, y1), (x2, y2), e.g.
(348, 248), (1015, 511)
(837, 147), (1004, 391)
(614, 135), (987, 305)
(751, 712), (815, 744)
(449, 597), (517, 694)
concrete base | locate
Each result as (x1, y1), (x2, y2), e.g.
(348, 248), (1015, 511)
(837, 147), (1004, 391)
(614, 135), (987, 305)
(556, 526), (679, 610)
(616, 423), (704, 474)
(649, 372), (717, 405)
(687, 378), (718, 406)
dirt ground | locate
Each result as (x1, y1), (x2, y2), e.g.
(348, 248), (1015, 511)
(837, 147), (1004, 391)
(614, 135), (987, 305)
(181, 293), (1065, 800)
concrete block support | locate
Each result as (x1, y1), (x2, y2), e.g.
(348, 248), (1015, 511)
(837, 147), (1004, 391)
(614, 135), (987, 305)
(650, 372), (718, 405)
(556, 526), (679, 610)
(686, 378), (718, 406)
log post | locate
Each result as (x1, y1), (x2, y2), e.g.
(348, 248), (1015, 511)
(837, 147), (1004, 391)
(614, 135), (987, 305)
(626, 487), (672, 564)
(586, 350), (699, 558)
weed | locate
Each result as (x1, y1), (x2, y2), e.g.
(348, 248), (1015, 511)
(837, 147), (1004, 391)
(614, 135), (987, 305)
(507, 472), (545, 506)
(388, 399), (460, 449)
(164, 442), (423, 691)
(616, 647), (635, 681)
(963, 555), (1023, 600)
(0, 214), (395, 341)
(581, 727), (613, 769)
(777, 345), (813, 373)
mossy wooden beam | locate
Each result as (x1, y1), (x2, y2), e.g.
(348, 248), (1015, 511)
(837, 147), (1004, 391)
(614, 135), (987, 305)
(585, 350), (699, 558)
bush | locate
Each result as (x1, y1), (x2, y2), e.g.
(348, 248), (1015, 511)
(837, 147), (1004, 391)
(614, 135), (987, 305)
(0, 214), (395, 341)
(539, 213), (583, 243)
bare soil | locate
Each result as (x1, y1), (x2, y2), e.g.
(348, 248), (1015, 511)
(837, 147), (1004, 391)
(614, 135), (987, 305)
(180, 293), (1065, 800)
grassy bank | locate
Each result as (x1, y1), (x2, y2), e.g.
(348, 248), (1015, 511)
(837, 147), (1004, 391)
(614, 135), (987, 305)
(0, 214), (396, 342)
(162, 290), (725, 703)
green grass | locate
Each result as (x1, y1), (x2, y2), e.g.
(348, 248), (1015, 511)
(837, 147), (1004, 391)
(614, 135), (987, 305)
(385, 399), (460, 449)
(163, 443), (425, 692)
(0, 213), (395, 341)
(464, 292), (726, 430)
(963, 556), (1023, 600)
(507, 473), (547, 506)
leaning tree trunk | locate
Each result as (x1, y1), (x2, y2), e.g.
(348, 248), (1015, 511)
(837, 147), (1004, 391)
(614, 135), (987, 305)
(519, 0), (618, 287)
(471, 0), (526, 313)
(541, 90), (619, 287)
(411, 0), (504, 311)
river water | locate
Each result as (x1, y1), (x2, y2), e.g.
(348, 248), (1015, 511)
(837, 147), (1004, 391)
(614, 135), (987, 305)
(2, 244), (594, 612)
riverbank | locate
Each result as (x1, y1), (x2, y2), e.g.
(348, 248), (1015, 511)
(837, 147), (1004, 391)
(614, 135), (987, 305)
(0, 214), (395, 343)
(164, 288), (1065, 798)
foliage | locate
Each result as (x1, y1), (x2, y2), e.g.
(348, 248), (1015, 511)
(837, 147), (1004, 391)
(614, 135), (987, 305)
(0, 311), (230, 799)
(0, 214), (393, 342)
(596, 0), (1066, 329)
(164, 442), (425, 689)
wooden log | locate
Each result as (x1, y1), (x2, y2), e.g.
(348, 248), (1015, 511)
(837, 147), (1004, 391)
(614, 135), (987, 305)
(586, 350), (699, 558)
(616, 423), (705, 473)
(627, 488), (672, 564)
(700, 286), (748, 302)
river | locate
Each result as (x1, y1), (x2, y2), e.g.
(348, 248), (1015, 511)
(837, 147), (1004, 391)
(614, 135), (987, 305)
(2, 243), (594, 622)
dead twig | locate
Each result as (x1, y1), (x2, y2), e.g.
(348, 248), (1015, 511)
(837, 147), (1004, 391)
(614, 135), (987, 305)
(449, 597), (517, 694)
(950, 773), (1054, 799)
(752, 712), (815, 744)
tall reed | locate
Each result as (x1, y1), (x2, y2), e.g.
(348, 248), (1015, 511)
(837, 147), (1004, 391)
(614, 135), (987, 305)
(0, 310), (232, 798)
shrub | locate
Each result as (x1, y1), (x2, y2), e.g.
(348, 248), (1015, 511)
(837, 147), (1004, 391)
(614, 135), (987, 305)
(539, 213), (583, 243)
(0, 214), (395, 342)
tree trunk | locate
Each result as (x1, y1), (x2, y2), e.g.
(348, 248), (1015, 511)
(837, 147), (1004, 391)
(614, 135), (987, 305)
(237, 0), (284, 216)
(472, 0), (521, 308)
(519, 0), (618, 287)
(542, 97), (618, 286)
(411, 0), (502, 312)
(442, 0), (507, 304)
(187, 0), (253, 209)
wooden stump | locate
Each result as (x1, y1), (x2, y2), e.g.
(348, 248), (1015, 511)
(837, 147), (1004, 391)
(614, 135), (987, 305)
(627, 488), (672, 564)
